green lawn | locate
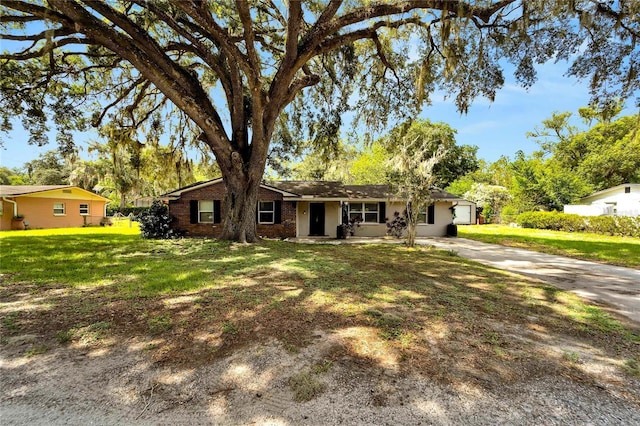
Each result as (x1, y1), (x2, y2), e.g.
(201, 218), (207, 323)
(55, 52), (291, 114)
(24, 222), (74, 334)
(1, 227), (638, 384)
(458, 224), (640, 269)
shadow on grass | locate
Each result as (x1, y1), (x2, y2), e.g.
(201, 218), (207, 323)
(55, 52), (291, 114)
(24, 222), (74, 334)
(1, 237), (639, 416)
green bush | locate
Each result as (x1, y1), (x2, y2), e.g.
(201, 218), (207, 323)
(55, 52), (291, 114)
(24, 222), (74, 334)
(137, 200), (182, 239)
(515, 211), (640, 237)
(500, 205), (519, 224)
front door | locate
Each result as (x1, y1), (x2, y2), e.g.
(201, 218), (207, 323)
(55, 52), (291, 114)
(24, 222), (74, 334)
(309, 203), (325, 236)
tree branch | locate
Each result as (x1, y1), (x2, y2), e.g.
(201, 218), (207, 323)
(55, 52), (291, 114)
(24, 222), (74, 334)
(169, 0), (251, 152)
(594, 2), (640, 39)
(281, 74), (321, 107)
(283, 0), (303, 68)
(311, 0), (515, 47)
(313, 17), (425, 58)
(1, 0), (70, 25)
(129, 0), (232, 93)
(236, 0), (262, 87)
(0, 27), (74, 41)
(315, 0), (343, 27)
(265, 1), (304, 122)
(0, 37), (90, 60)
(80, 0), (191, 84)
(170, 1), (251, 78)
(0, 14), (41, 24)
(93, 77), (146, 127)
(43, 0), (232, 163)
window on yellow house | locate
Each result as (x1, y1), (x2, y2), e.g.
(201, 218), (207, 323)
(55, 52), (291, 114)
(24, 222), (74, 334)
(53, 202), (66, 215)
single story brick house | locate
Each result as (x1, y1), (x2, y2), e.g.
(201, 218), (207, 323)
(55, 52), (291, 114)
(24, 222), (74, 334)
(0, 185), (109, 230)
(164, 179), (474, 238)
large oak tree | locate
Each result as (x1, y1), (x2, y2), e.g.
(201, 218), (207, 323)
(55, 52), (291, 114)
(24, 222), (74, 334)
(1, 1), (638, 241)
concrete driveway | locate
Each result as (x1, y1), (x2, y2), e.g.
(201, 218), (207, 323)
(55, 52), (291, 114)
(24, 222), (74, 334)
(420, 237), (640, 325)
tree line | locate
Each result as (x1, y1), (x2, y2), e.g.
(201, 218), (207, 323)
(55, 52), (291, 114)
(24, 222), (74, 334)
(0, 142), (221, 208)
(4, 103), (637, 222)
(273, 104), (639, 224)
(448, 104), (640, 222)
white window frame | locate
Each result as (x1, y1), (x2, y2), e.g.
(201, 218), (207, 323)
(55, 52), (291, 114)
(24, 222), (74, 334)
(53, 202), (66, 216)
(79, 203), (90, 216)
(198, 200), (214, 223)
(348, 202), (379, 224)
(258, 201), (275, 224)
(417, 209), (428, 224)
(417, 204), (435, 224)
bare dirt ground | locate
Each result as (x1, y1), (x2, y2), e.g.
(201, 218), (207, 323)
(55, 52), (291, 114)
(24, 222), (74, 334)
(2, 325), (640, 425)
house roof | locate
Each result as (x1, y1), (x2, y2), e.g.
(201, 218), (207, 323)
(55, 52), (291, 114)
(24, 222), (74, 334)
(0, 185), (71, 196)
(0, 185), (108, 200)
(162, 178), (221, 197)
(165, 179), (469, 203)
(430, 188), (468, 201)
(579, 183), (640, 201)
(162, 178), (299, 198)
(344, 184), (392, 199)
(268, 181), (348, 198)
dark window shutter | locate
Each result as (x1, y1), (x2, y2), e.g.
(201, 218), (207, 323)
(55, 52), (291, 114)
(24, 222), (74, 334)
(274, 200), (282, 224)
(378, 202), (386, 223)
(189, 200), (198, 224)
(213, 200), (221, 224)
(428, 204), (435, 224)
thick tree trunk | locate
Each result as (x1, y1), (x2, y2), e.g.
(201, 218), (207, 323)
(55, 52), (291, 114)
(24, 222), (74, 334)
(218, 176), (259, 243)
(217, 153), (265, 243)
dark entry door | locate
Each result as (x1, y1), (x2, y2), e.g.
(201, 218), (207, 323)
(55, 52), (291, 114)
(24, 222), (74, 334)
(309, 203), (325, 236)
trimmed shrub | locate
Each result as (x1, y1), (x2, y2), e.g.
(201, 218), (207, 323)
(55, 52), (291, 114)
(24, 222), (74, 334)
(515, 211), (640, 237)
(137, 200), (182, 239)
(500, 205), (519, 225)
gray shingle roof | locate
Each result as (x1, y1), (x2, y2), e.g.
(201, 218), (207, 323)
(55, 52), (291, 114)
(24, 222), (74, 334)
(267, 181), (348, 198)
(344, 184), (393, 199)
(164, 179), (468, 202)
(0, 185), (70, 196)
(270, 181), (465, 201)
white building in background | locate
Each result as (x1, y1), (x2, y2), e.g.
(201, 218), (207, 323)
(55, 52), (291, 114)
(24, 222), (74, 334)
(564, 184), (640, 217)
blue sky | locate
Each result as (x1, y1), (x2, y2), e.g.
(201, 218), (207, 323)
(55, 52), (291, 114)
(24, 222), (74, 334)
(0, 58), (633, 170)
(420, 60), (597, 161)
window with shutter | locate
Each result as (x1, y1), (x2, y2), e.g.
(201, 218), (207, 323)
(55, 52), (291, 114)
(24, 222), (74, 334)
(347, 202), (379, 223)
(274, 200), (282, 224)
(213, 200), (221, 224)
(428, 204), (435, 224)
(258, 201), (275, 224)
(189, 200), (198, 224)
(417, 204), (436, 224)
(199, 201), (214, 223)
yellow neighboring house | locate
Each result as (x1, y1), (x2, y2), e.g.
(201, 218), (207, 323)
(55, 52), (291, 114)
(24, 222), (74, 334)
(0, 185), (109, 230)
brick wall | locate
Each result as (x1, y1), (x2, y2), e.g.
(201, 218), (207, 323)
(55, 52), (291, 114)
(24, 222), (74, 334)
(168, 181), (297, 238)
